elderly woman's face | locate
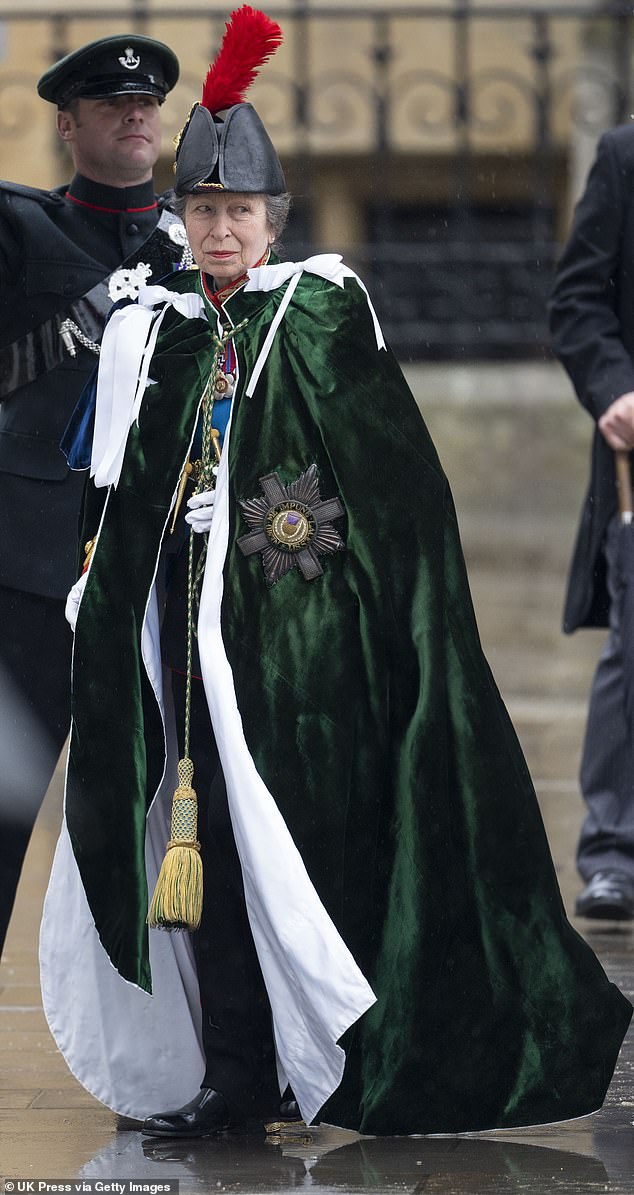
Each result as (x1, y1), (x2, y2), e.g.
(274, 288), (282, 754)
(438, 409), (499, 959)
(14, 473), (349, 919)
(185, 192), (273, 287)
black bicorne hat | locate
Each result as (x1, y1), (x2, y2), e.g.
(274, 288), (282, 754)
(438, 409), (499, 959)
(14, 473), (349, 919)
(37, 35), (179, 107)
(174, 6), (285, 196)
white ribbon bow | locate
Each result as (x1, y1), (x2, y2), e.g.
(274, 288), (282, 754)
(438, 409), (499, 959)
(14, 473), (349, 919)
(91, 286), (206, 489)
(244, 254), (386, 398)
(245, 253), (353, 293)
(91, 258), (385, 485)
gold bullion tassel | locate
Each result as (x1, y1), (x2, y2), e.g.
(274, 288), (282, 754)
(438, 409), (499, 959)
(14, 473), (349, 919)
(147, 756), (202, 930)
(148, 327), (245, 932)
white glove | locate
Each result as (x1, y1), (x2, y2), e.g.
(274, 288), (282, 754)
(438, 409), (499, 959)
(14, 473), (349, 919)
(185, 489), (216, 534)
(65, 571), (88, 631)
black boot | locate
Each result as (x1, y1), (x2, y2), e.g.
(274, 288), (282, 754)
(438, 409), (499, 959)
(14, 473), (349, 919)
(143, 1087), (234, 1137)
(263, 1087), (304, 1133)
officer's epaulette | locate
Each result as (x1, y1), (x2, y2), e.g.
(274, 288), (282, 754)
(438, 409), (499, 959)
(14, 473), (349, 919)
(0, 179), (66, 205)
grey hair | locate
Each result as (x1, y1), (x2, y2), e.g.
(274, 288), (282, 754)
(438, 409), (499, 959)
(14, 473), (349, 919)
(173, 190), (292, 253)
(263, 192), (291, 242)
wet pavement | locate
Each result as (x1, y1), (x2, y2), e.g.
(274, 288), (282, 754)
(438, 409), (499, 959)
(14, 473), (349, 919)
(2, 363), (634, 1193)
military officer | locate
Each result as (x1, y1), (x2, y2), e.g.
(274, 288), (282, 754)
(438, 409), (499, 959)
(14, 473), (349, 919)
(0, 34), (190, 956)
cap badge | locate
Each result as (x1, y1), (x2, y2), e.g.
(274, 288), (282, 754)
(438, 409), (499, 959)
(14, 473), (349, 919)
(119, 47), (141, 71)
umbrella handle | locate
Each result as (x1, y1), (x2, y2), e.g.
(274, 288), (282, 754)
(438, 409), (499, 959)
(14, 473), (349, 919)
(615, 450), (633, 522)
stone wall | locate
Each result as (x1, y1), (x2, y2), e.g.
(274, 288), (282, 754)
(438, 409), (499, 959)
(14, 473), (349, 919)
(401, 361), (605, 805)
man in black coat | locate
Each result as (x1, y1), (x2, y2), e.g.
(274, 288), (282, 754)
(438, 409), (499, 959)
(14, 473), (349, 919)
(0, 35), (190, 956)
(550, 122), (634, 920)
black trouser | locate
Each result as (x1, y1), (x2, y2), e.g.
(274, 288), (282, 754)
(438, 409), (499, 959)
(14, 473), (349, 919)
(0, 585), (72, 956)
(171, 671), (280, 1120)
(578, 515), (634, 880)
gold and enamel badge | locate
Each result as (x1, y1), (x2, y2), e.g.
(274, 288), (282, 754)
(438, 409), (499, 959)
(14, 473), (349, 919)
(237, 464), (345, 585)
(214, 369), (235, 399)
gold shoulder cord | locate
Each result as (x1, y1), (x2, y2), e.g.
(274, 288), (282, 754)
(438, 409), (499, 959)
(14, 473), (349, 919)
(148, 319), (248, 931)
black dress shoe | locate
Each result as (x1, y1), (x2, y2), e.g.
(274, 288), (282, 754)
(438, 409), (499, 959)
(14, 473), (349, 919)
(263, 1088), (304, 1133)
(142, 1087), (234, 1137)
(575, 871), (634, 920)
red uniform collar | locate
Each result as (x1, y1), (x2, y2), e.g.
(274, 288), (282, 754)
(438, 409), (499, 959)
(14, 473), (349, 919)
(65, 173), (158, 215)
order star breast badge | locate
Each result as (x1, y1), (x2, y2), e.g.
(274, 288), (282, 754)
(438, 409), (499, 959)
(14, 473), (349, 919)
(237, 464), (345, 585)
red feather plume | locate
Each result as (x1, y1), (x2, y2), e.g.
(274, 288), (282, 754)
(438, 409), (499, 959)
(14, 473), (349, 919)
(201, 6), (283, 113)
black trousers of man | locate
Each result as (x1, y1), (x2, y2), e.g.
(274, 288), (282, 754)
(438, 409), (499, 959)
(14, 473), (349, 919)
(578, 516), (634, 880)
(171, 670), (281, 1122)
(0, 586), (72, 956)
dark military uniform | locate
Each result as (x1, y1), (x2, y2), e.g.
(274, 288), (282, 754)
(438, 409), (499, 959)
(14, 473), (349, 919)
(0, 29), (182, 956)
(0, 174), (189, 954)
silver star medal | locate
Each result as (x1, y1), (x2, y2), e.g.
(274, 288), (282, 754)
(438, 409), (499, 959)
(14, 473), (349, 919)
(237, 464), (345, 586)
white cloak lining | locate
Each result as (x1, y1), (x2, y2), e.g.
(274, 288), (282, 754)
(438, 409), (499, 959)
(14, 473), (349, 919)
(40, 423), (206, 1120)
(197, 366), (376, 1124)
(39, 270), (377, 1124)
(39, 794), (205, 1119)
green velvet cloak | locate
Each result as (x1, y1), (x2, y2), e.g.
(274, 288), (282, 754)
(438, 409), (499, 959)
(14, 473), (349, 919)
(67, 265), (631, 1135)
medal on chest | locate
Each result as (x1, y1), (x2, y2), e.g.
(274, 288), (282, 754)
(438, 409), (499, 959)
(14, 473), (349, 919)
(213, 337), (236, 399)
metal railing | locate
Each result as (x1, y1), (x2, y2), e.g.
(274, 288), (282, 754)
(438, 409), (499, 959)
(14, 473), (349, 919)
(1, 2), (633, 357)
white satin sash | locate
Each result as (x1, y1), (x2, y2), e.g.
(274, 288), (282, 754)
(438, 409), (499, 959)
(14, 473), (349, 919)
(244, 254), (386, 398)
(91, 285), (206, 489)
